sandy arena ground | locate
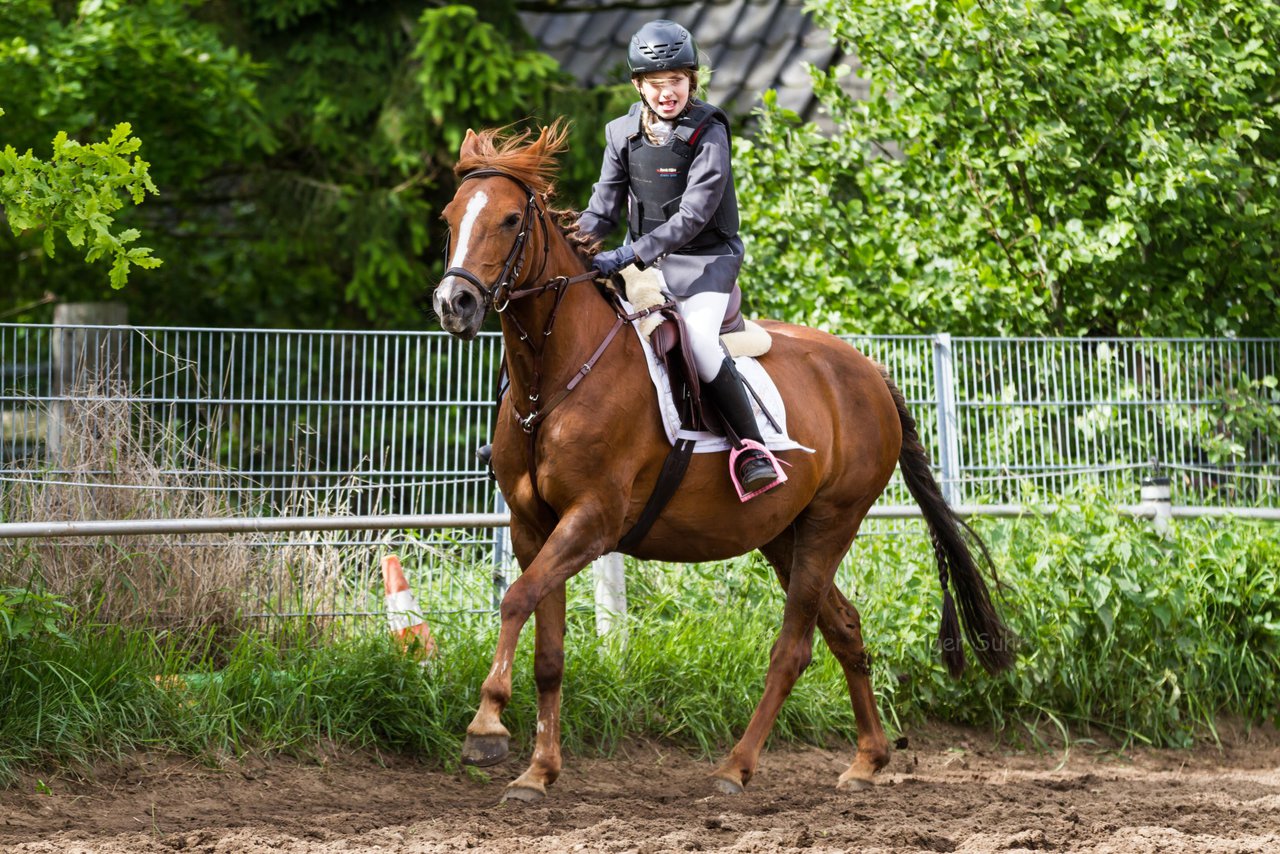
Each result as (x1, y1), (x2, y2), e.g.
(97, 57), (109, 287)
(3, 722), (1278, 853)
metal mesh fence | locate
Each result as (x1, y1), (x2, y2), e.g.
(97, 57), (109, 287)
(948, 337), (1280, 504)
(1, 325), (504, 518)
(3, 323), (1277, 620)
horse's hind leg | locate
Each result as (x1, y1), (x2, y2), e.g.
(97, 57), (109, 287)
(760, 530), (890, 791)
(503, 581), (567, 803)
(709, 512), (853, 794)
(819, 586), (890, 790)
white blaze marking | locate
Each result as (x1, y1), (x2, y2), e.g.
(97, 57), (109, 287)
(436, 189), (489, 312)
(451, 190), (488, 267)
(446, 190), (488, 281)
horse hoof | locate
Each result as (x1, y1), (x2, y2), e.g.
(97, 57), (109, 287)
(461, 734), (510, 767)
(711, 775), (745, 796)
(836, 774), (874, 792)
(501, 783), (546, 804)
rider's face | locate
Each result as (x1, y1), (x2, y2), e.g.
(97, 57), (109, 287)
(635, 73), (691, 120)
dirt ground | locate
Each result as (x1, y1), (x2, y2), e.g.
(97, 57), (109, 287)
(3, 722), (1278, 853)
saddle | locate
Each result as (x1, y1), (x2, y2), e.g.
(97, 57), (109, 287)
(616, 268), (768, 433)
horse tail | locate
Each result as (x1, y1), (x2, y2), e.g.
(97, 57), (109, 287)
(878, 366), (1015, 677)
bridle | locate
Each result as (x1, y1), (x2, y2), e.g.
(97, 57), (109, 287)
(441, 168), (588, 313)
(440, 167), (605, 424)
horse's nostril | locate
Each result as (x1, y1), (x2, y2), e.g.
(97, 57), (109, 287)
(454, 290), (477, 316)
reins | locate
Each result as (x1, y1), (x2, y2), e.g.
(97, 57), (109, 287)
(509, 289), (670, 432)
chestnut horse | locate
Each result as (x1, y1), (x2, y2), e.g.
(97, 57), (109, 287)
(432, 123), (1012, 802)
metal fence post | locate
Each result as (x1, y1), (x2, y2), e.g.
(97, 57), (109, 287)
(932, 333), (962, 506)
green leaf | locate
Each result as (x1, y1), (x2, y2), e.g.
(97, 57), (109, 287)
(1085, 574), (1113, 611)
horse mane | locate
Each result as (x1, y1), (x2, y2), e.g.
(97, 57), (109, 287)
(454, 120), (569, 198)
(454, 120), (602, 263)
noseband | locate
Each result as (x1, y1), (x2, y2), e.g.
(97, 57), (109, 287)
(442, 169), (553, 312)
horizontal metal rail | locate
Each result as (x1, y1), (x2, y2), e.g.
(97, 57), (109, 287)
(0, 513), (510, 539)
(3, 505), (1277, 540)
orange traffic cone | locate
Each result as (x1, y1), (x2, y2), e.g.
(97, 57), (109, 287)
(382, 554), (436, 659)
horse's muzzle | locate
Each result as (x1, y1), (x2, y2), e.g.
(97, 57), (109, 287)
(433, 278), (485, 339)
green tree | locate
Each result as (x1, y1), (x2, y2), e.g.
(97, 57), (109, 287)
(737, 0), (1280, 336)
(1, 107), (160, 289)
(1, 1), (605, 328)
(0, 0), (268, 317)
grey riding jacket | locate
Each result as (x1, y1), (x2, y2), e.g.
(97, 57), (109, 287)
(578, 100), (744, 297)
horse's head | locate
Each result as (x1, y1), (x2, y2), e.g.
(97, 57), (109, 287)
(433, 123), (569, 339)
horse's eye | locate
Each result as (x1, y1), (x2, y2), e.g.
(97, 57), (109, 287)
(503, 212), (521, 228)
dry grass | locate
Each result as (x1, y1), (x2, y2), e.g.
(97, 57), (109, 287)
(1, 380), (260, 639)
(1, 379), (487, 644)
(260, 484), (389, 629)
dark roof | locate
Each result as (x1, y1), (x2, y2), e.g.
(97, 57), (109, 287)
(518, 0), (868, 123)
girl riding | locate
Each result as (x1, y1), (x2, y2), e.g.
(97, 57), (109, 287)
(578, 19), (782, 498)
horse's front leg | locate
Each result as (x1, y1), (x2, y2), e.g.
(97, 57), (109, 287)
(503, 580), (566, 802)
(461, 507), (613, 777)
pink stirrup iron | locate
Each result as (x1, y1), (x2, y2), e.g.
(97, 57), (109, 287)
(729, 440), (788, 502)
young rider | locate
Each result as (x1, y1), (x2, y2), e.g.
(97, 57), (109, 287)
(579, 19), (781, 496)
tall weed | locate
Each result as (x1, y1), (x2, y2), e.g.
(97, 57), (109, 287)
(853, 493), (1280, 746)
(0, 382), (385, 644)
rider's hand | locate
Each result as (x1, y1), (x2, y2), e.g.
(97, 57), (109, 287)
(591, 245), (637, 277)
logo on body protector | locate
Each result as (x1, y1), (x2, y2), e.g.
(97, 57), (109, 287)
(656, 167), (680, 178)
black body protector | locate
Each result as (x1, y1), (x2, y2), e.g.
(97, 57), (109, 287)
(625, 102), (740, 252)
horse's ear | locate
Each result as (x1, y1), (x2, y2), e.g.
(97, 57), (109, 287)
(525, 125), (548, 156)
(536, 120), (571, 159)
(460, 128), (480, 159)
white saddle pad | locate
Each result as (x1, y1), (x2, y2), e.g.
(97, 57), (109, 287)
(620, 298), (815, 455)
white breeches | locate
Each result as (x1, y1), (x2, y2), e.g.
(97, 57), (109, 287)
(675, 290), (730, 382)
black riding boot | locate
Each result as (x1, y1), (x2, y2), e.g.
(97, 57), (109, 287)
(704, 358), (778, 491)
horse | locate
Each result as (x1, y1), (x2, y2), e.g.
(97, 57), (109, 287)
(431, 122), (1013, 802)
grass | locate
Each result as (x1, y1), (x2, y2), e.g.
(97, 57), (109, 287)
(852, 497), (1280, 747)
(0, 382), (441, 650)
(2, 488), (1278, 785)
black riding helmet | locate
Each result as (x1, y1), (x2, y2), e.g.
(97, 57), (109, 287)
(628, 20), (698, 75)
